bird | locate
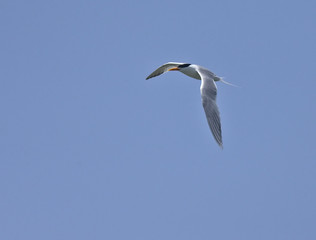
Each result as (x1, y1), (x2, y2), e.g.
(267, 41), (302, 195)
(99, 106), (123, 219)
(146, 62), (227, 148)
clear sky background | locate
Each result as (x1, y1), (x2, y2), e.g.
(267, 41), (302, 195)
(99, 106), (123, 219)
(1, 0), (315, 239)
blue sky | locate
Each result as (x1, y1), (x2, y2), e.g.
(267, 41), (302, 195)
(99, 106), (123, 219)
(1, 0), (316, 239)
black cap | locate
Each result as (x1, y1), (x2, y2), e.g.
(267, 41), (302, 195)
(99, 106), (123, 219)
(178, 63), (191, 68)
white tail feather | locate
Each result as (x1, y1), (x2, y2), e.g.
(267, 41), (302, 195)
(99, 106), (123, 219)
(218, 77), (240, 87)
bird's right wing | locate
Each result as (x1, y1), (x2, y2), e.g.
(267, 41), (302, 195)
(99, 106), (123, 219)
(197, 67), (223, 147)
(146, 62), (184, 80)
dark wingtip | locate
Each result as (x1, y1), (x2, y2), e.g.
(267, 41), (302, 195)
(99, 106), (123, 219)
(146, 73), (158, 80)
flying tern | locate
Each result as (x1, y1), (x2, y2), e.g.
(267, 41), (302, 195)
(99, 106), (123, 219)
(146, 62), (228, 148)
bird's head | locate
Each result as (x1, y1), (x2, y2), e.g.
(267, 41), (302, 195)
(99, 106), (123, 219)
(168, 63), (200, 79)
(168, 63), (191, 72)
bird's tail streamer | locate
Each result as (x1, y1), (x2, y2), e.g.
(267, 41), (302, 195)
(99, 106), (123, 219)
(217, 77), (240, 87)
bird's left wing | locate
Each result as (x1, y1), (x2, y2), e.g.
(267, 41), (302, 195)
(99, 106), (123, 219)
(197, 67), (223, 147)
(146, 62), (184, 80)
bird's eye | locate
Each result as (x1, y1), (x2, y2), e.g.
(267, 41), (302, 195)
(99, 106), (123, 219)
(179, 63), (191, 68)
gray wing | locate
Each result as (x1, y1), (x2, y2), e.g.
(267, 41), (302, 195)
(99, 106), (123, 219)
(146, 62), (184, 80)
(197, 67), (223, 147)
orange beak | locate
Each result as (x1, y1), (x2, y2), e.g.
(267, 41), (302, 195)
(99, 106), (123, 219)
(168, 67), (179, 71)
